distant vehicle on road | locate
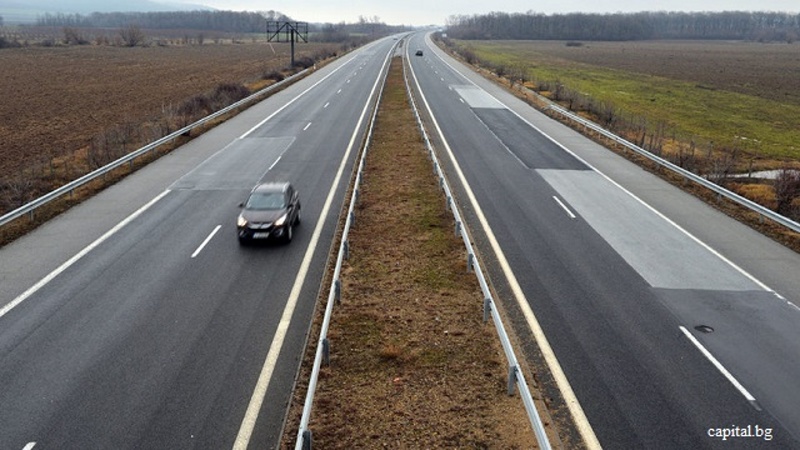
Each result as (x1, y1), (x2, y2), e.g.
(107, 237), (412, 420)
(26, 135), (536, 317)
(237, 182), (300, 244)
(415, 49), (423, 56)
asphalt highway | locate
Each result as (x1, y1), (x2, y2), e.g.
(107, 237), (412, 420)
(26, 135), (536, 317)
(0, 36), (399, 449)
(407, 32), (800, 449)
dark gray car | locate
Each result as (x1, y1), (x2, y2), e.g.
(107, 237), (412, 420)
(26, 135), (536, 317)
(237, 182), (300, 244)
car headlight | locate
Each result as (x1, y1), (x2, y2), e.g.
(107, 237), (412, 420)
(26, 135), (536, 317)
(237, 215), (248, 227)
(274, 213), (288, 227)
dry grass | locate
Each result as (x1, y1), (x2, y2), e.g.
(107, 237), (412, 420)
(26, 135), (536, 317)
(282, 57), (548, 449)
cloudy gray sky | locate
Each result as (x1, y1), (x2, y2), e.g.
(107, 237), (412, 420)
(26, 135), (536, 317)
(173, 0), (800, 26)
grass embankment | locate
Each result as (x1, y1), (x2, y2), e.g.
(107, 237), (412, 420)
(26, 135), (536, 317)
(285, 57), (545, 448)
(461, 40), (800, 161)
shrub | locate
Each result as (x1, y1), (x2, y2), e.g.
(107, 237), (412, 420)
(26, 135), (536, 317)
(176, 83), (251, 123)
(209, 83), (251, 109)
(87, 123), (139, 168)
(63, 27), (89, 45)
(119, 24), (146, 47)
(263, 70), (285, 82)
(774, 168), (800, 217)
(292, 56), (315, 69)
(177, 94), (213, 122)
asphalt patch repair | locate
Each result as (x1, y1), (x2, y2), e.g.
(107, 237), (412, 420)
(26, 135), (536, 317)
(282, 56), (553, 448)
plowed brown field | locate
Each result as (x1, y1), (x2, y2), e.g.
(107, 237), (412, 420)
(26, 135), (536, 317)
(0, 42), (336, 180)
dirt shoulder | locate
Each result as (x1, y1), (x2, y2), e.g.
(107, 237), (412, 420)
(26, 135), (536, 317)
(282, 56), (559, 448)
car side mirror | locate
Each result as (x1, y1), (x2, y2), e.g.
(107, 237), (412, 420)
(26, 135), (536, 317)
(238, 202), (244, 208)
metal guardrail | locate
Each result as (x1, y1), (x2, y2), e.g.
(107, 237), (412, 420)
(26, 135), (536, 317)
(293, 42), (395, 450)
(0, 68), (310, 229)
(404, 51), (552, 449)
(545, 103), (800, 235)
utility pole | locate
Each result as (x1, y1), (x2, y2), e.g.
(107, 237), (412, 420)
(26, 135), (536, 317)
(266, 21), (308, 68)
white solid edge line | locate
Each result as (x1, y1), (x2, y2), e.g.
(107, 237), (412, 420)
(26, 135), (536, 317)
(412, 35), (602, 449)
(679, 326), (757, 403)
(231, 41), (393, 450)
(553, 196), (577, 219)
(0, 190), (171, 320)
(191, 225), (222, 259)
(431, 35), (777, 296)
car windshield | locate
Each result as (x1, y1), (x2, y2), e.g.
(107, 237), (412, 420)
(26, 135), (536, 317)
(245, 192), (285, 210)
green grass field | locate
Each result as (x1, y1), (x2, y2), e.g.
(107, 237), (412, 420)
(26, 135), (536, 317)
(460, 40), (800, 160)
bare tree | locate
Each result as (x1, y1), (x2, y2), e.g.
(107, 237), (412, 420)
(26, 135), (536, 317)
(119, 24), (146, 47)
(707, 146), (740, 184)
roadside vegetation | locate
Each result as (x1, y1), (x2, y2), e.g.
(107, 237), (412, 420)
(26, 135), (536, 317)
(436, 36), (800, 249)
(282, 57), (564, 448)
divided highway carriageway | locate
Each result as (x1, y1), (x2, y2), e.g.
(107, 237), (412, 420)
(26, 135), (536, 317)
(406, 31), (800, 449)
(0, 36), (398, 449)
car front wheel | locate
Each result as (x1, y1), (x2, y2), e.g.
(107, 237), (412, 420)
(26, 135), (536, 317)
(285, 223), (293, 243)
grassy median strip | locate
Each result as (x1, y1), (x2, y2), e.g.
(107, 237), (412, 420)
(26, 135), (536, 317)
(296, 56), (539, 448)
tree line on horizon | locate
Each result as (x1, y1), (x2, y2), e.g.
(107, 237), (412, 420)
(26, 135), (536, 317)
(35, 10), (290, 33)
(32, 10), (408, 39)
(446, 11), (800, 42)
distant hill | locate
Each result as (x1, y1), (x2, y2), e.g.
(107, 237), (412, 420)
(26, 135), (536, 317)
(0, 0), (212, 24)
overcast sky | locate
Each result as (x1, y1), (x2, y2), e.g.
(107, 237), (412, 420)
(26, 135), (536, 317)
(172, 0), (800, 26)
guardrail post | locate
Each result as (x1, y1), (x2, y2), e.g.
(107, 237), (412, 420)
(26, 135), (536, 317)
(483, 298), (491, 323)
(507, 365), (518, 396)
(467, 253), (474, 273)
(322, 338), (330, 366)
(354, 188), (360, 204)
(454, 220), (461, 237)
(302, 429), (313, 450)
(334, 279), (341, 304)
(349, 211), (355, 228)
(343, 240), (350, 260)
(446, 195), (451, 211)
